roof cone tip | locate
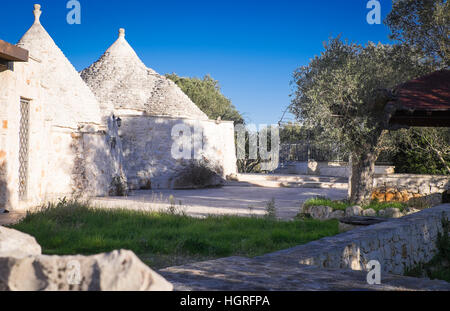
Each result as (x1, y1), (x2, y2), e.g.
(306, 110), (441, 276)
(119, 28), (125, 38)
(33, 4), (42, 24)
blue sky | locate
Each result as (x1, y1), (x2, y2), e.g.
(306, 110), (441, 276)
(2, 0), (394, 124)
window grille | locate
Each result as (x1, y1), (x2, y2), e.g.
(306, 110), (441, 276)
(18, 98), (30, 200)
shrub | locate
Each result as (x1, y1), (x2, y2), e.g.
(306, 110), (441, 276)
(265, 198), (277, 219)
(172, 159), (224, 189)
(302, 197), (408, 212)
(109, 175), (128, 197)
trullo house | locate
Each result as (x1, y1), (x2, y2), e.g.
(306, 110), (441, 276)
(81, 28), (237, 190)
(0, 4), (237, 211)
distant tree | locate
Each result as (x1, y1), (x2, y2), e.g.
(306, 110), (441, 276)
(395, 128), (450, 174)
(279, 123), (308, 144)
(166, 73), (244, 124)
(291, 37), (431, 204)
(385, 0), (449, 66)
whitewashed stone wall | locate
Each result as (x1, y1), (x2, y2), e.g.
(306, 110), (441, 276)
(0, 59), (122, 210)
(76, 118), (126, 197)
(0, 58), (48, 210)
(260, 204), (450, 275)
(119, 116), (237, 189)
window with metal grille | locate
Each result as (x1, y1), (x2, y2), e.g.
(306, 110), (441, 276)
(18, 98), (30, 201)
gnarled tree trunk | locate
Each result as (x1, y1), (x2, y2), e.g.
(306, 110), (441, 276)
(348, 149), (378, 205)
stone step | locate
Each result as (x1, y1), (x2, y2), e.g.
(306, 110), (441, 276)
(228, 174), (348, 189)
(237, 173), (347, 184)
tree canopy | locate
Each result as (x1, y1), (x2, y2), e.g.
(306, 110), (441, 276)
(291, 37), (432, 203)
(385, 0), (449, 66)
(291, 38), (431, 154)
(166, 73), (244, 124)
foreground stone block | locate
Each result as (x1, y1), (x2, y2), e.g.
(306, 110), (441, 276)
(0, 226), (41, 259)
(0, 250), (173, 291)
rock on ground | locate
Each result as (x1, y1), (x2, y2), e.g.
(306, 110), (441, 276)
(0, 226), (42, 259)
(346, 206), (363, 217)
(363, 208), (377, 217)
(329, 210), (345, 220)
(0, 250), (173, 291)
(385, 208), (403, 218)
(305, 206), (334, 220)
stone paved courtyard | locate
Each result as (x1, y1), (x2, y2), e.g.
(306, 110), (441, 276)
(91, 185), (348, 220)
(160, 256), (450, 291)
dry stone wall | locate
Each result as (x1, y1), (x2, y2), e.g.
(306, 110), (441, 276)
(374, 174), (449, 196)
(259, 204), (450, 275)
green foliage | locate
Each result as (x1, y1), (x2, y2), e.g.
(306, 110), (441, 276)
(166, 73), (244, 124)
(164, 195), (186, 216)
(366, 200), (408, 213)
(302, 197), (407, 212)
(10, 202), (339, 269)
(291, 37), (433, 203)
(392, 128), (450, 175)
(279, 123), (309, 144)
(385, 0), (449, 66)
(291, 37), (431, 155)
(265, 198), (277, 219)
(394, 144), (450, 175)
(303, 197), (350, 211)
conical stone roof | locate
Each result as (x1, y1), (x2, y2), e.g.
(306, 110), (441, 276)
(17, 4), (102, 129)
(81, 29), (208, 120)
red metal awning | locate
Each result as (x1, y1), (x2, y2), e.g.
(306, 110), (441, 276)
(386, 69), (450, 127)
(0, 39), (29, 62)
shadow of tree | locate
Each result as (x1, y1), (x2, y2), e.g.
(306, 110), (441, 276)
(118, 116), (228, 190)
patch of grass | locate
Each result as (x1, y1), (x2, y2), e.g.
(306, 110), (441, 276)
(303, 197), (349, 211)
(302, 197), (407, 212)
(10, 201), (339, 269)
(364, 201), (407, 212)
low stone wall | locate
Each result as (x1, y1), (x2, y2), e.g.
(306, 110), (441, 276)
(278, 161), (394, 178)
(259, 204), (450, 275)
(374, 174), (449, 196)
(372, 174), (448, 206)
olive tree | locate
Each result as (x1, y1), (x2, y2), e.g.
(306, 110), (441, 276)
(291, 38), (431, 204)
(385, 0), (449, 66)
(166, 73), (244, 124)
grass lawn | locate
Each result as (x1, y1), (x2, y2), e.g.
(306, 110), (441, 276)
(302, 197), (409, 212)
(10, 202), (339, 269)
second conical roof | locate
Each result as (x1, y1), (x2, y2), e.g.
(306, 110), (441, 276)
(81, 29), (208, 120)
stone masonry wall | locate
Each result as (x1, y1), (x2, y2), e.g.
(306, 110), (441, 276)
(119, 115), (236, 190)
(259, 204), (450, 275)
(374, 174), (449, 196)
